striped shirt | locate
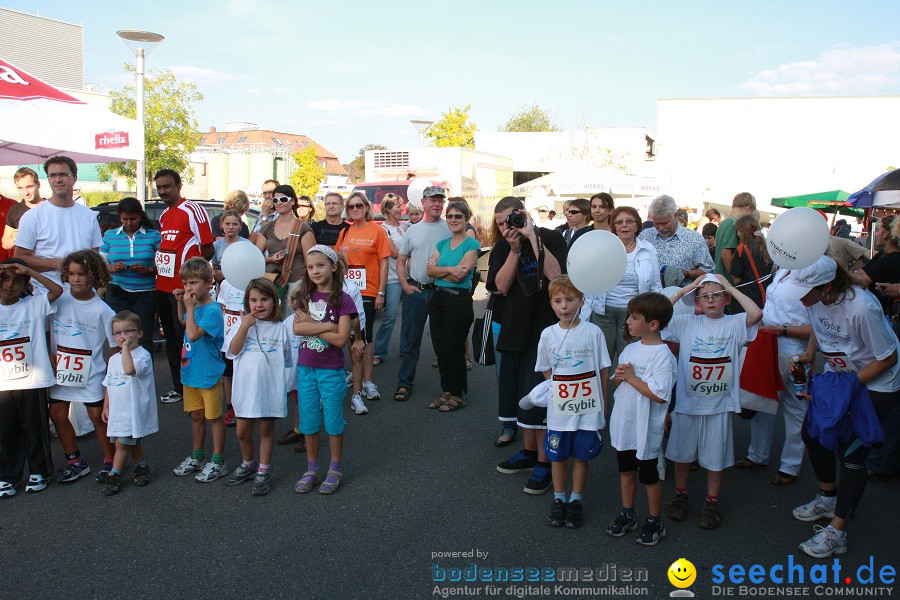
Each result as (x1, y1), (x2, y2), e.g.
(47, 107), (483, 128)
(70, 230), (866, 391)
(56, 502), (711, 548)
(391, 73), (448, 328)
(100, 226), (162, 291)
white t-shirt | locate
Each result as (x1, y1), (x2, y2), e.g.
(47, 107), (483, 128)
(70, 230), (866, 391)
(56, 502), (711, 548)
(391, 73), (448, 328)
(605, 250), (640, 308)
(343, 280), (366, 331)
(807, 286), (900, 393)
(535, 319), (611, 431)
(216, 280), (246, 352)
(225, 319), (293, 418)
(283, 313), (302, 393)
(103, 346), (158, 438)
(0, 294), (56, 391)
(609, 341), (676, 459)
(762, 270), (810, 356)
(50, 292), (115, 402)
(15, 201), (102, 294)
(663, 313), (758, 415)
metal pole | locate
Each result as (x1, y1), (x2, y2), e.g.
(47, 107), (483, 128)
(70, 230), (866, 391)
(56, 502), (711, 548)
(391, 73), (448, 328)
(136, 47), (146, 204)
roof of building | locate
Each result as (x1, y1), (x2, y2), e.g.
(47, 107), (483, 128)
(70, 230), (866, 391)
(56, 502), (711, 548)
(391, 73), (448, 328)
(196, 128), (347, 176)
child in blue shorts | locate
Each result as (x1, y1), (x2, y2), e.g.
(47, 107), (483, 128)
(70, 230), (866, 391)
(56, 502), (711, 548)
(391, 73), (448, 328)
(519, 276), (610, 528)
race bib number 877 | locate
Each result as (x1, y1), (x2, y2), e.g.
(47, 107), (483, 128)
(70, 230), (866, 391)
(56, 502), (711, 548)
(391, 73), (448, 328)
(688, 355), (732, 397)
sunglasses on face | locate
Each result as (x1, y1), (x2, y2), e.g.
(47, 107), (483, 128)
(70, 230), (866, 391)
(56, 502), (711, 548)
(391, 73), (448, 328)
(614, 219), (637, 226)
(273, 196), (292, 204)
(566, 210), (585, 216)
(347, 203), (366, 210)
(446, 213), (465, 220)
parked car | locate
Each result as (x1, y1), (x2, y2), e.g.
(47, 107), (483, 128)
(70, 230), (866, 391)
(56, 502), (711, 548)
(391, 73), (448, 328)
(91, 200), (261, 235)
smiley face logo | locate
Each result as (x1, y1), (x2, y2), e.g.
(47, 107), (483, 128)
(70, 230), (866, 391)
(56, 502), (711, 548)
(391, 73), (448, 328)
(667, 558), (696, 588)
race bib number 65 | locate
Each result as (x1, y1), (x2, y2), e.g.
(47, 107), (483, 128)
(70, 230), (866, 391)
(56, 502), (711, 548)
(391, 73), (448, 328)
(0, 337), (33, 381)
(552, 371), (601, 416)
(688, 356), (732, 397)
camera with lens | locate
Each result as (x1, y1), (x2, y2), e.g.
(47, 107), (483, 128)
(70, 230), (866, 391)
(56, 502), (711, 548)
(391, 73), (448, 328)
(505, 209), (527, 229)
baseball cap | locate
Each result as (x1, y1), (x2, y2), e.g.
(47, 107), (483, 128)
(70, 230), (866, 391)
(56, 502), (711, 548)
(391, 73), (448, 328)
(680, 273), (727, 306)
(776, 256), (837, 301)
(422, 185), (446, 198)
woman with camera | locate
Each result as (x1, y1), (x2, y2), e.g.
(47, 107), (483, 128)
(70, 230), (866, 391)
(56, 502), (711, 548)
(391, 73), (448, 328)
(99, 197), (161, 352)
(487, 196), (567, 494)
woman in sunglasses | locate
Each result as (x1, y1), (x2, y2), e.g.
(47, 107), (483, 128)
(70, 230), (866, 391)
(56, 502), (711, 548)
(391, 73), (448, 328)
(563, 198), (592, 247)
(254, 184), (315, 298)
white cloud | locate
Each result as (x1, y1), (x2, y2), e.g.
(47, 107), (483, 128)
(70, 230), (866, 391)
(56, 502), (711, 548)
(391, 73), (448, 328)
(169, 65), (249, 85)
(246, 88), (261, 96)
(739, 41), (900, 95)
(307, 99), (431, 118)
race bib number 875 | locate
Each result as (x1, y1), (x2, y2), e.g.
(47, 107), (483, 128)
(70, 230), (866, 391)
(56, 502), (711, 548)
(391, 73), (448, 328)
(552, 371), (601, 416)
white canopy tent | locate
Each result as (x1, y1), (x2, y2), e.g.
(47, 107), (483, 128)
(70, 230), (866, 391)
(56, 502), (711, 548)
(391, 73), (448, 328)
(512, 166), (660, 199)
(0, 57), (143, 165)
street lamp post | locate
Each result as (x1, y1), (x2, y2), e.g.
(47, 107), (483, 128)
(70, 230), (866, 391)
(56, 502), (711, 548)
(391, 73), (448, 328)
(116, 30), (165, 203)
(410, 120), (434, 149)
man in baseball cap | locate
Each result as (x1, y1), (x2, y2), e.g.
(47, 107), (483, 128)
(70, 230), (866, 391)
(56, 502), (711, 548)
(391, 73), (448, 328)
(422, 185), (446, 199)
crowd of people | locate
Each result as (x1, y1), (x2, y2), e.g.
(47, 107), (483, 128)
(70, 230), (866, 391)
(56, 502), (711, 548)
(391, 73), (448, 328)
(0, 161), (897, 560)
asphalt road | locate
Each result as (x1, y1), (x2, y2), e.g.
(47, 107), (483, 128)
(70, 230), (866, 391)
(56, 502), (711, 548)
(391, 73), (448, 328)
(2, 288), (898, 600)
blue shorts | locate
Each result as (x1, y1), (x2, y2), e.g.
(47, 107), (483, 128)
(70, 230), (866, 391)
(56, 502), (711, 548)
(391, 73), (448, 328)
(544, 429), (603, 462)
(297, 366), (346, 436)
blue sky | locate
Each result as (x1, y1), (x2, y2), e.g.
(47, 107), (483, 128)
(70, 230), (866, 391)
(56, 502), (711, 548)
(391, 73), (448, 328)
(6, 1), (900, 162)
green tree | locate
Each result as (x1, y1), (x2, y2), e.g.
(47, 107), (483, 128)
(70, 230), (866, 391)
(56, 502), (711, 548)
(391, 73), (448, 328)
(500, 104), (559, 132)
(98, 64), (203, 190)
(350, 143), (387, 174)
(426, 104), (477, 148)
(291, 145), (325, 199)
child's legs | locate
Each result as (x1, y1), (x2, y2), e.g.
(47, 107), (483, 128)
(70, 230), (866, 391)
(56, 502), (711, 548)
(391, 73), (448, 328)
(210, 417), (225, 456)
(222, 375), (232, 407)
(707, 469), (724, 497)
(49, 400), (78, 455)
(665, 412), (699, 489)
(0, 392), (26, 482)
(190, 410), (206, 450)
(328, 433), (343, 463)
(571, 459), (589, 495)
(696, 412), (733, 477)
(86, 403), (114, 459)
(288, 390), (299, 431)
(258, 419), (275, 465)
(350, 346), (363, 394)
(305, 433), (320, 462)
(235, 418), (256, 461)
(523, 428), (548, 462)
(646, 482), (663, 517)
(674, 462), (691, 489)
(129, 444), (144, 465)
(17, 389), (52, 478)
(112, 440), (129, 471)
(616, 450), (639, 508)
(297, 366), (324, 436)
(201, 381), (225, 455)
(551, 460), (568, 493)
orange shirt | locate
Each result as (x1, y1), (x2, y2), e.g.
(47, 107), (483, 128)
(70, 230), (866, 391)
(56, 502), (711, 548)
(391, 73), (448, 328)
(335, 221), (390, 298)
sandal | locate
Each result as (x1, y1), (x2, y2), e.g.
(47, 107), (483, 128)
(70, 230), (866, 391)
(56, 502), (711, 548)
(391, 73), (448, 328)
(666, 494), (689, 521)
(698, 502), (722, 529)
(294, 471), (320, 494)
(293, 439), (307, 453)
(438, 395), (466, 412)
(772, 471), (797, 486)
(495, 428), (518, 447)
(373, 356), (383, 366)
(428, 392), (450, 409)
(319, 469), (343, 494)
(734, 458), (765, 469)
(394, 386), (412, 402)
(278, 429), (303, 445)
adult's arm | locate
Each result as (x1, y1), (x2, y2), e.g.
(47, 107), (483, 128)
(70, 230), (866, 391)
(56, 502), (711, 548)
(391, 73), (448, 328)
(200, 243), (214, 261)
(1, 226), (17, 250)
(13, 247), (62, 273)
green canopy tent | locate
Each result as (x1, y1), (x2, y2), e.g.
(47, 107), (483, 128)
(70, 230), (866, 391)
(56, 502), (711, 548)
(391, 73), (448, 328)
(770, 190), (864, 217)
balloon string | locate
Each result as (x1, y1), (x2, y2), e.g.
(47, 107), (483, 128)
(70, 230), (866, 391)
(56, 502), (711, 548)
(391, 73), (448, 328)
(731, 272), (775, 290)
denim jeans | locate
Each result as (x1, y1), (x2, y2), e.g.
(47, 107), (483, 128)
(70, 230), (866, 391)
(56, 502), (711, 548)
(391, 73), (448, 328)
(397, 288), (435, 389)
(373, 281), (402, 359)
(105, 287), (157, 353)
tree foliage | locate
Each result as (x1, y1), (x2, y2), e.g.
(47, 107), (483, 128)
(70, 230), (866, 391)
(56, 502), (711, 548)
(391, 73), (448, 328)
(98, 64), (203, 189)
(350, 143), (387, 173)
(425, 104), (477, 148)
(500, 104), (559, 132)
(291, 145), (325, 199)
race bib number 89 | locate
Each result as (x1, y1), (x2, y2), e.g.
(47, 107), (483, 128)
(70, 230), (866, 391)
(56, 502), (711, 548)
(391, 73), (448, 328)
(823, 351), (857, 373)
(688, 356), (732, 397)
(346, 266), (367, 292)
(552, 371), (601, 416)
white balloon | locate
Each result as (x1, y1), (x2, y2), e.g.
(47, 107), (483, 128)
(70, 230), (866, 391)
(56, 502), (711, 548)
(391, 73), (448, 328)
(221, 242), (266, 290)
(766, 207), (829, 270)
(405, 179), (431, 209)
(661, 286), (695, 315)
(567, 230), (627, 295)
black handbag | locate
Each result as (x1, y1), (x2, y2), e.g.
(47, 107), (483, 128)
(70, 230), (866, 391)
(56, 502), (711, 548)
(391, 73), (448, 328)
(472, 294), (496, 366)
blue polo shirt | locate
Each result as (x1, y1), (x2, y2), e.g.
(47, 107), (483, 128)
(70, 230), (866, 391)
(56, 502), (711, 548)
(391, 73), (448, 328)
(100, 226), (162, 291)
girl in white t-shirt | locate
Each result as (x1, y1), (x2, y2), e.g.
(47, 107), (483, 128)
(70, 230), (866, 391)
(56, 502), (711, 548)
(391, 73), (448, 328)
(49, 250), (116, 485)
(224, 278), (293, 496)
(0, 260), (63, 497)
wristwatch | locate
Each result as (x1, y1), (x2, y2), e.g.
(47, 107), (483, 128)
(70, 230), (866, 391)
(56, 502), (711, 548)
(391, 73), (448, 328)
(377, 291), (385, 297)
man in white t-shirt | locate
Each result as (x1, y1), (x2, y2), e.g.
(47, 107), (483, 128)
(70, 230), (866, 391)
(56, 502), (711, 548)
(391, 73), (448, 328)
(14, 156), (102, 293)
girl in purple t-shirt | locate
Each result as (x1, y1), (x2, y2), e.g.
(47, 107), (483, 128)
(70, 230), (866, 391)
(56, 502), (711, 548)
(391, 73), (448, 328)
(293, 245), (356, 495)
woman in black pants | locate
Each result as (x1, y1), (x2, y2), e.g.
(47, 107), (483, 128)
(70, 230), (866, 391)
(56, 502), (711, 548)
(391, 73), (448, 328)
(780, 256), (899, 558)
(426, 201), (481, 412)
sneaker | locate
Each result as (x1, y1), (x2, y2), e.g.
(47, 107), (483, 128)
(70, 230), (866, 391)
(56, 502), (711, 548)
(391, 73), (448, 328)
(102, 473), (122, 496)
(524, 465), (553, 495)
(25, 474), (48, 493)
(636, 517), (666, 546)
(58, 461), (90, 483)
(345, 371), (353, 388)
(173, 456), (202, 476)
(666, 494), (689, 521)
(362, 380), (381, 401)
(793, 494), (836, 522)
(133, 464), (150, 487)
(547, 499), (567, 527)
(95, 462), (114, 483)
(225, 464), (258, 486)
(160, 390), (182, 403)
(799, 525), (848, 558)
(251, 471), (272, 496)
(224, 408), (236, 426)
(496, 450), (536, 474)
(350, 393), (369, 415)
(565, 499), (584, 528)
(0, 482), (15, 497)
(606, 512), (638, 537)
(195, 461), (228, 483)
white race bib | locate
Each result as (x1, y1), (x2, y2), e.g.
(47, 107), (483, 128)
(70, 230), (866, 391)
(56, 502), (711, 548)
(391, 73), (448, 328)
(552, 371), (601, 416)
(688, 356), (733, 397)
(224, 309), (241, 333)
(155, 250), (176, 278)
(55, 345), (92, 387)
(346, 265), (367, 292)
(0, 337), (33, 381)
(823, 351), (858, 373)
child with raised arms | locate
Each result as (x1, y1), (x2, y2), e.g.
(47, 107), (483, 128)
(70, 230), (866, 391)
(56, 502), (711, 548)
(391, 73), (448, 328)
(519, 276), (610, 528)
(224, 278), (292, 495)
(606, 292), (676, 545)
(0, 259), (63, 497)
(663, 273), (762, 529)
(100, 311), (158, 495)
(293, 245), (357, 495)
(48, 250), (117, 484)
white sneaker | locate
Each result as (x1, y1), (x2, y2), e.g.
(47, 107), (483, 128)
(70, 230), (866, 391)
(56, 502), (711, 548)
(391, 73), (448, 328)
(792, 494), (836, 522)
(350, 393), (369, 415)
(362, 380), (381, 401)
(0, 482), (15, 497)
(25, 474), (47, 493)
(160, 390), (183, 404)
(195, 461), (228, 483)
(173, 456), (202, 476)
(345, 371), (353, 388)
(800, 525), (848, 558)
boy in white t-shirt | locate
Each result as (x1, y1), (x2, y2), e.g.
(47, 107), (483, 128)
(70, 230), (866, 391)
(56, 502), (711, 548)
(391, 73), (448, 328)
(100, 311), (158, 496)
(606, 292), (676, 546)
(519, 276), (611, 529)
(663, 273), (762, 529)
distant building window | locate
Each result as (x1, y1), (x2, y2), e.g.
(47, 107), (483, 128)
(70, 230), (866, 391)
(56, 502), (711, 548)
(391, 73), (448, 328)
(217, 137), (226, 145)
(237, 136), (248, 143)
(283, 139), (292, 146)
(272, 138), (282, 145)
(198, 137), (207, 145)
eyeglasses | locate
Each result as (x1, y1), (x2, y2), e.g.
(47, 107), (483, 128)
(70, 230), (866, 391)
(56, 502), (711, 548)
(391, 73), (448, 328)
(273, 196), (292, 204)
(298, 204), (313, 209)
(262, 191), (274, 197)
(614, 219), (637, 226)
(347, 203), (366, 210)
(566, 210), (585, 216)
(112, 328), (138, 335)
(47, 173), (74, 179)
(446, 214), (465, 220)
